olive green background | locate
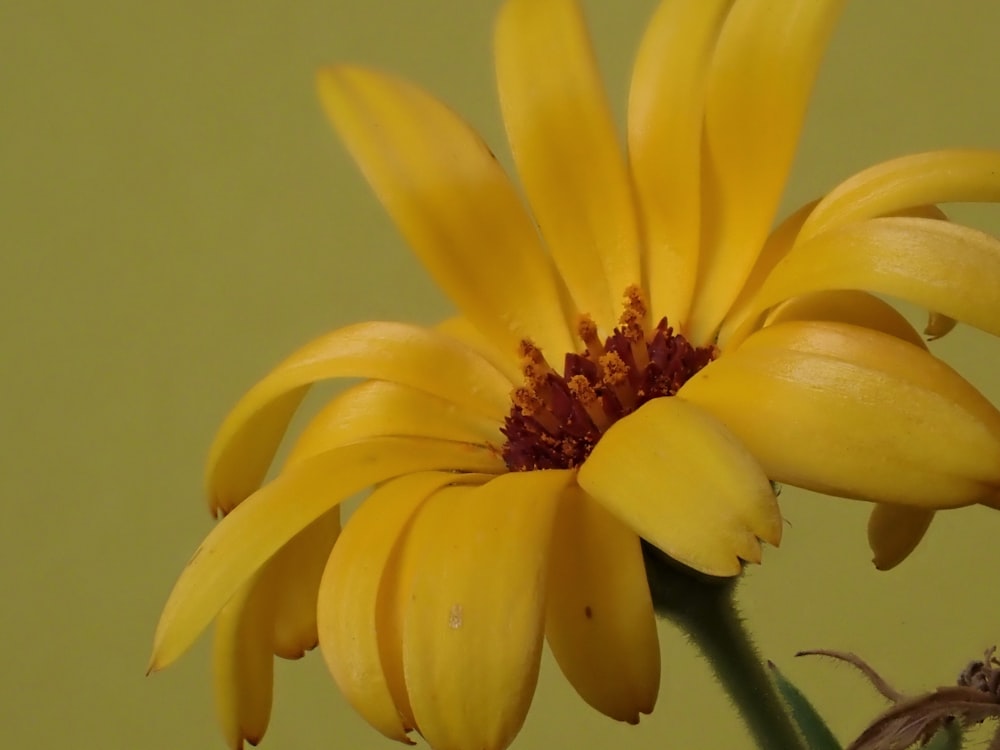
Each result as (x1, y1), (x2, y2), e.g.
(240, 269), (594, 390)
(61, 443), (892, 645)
(4, 1), (1000, 748)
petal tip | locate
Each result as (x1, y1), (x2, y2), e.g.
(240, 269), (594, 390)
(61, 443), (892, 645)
(872, 556), (893, 572)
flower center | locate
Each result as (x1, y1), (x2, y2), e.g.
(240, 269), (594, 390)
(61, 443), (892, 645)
(501, 286), (716, 471)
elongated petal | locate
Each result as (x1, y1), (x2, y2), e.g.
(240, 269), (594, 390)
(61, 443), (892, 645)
(731, 218), (1000, 347)
(545, 485), (659, 723)
(495, 0), (639, 330)
(436, 316), (522, 384)
(398, 470), (573, 750)
(718, 200), (817, 345)
(151, 438), (503, 672)
(317, 472), (490, 742)
(267, 509), (340, 659)
(721, 203), (947, 346)
(628, 0), (733, 327)
(799, 150), (1000, 242)
(207, 321), (510, 514)
(212, 575), (275, 749)
(763, 290), (925, 349)
(680, 321), (1000, 507)
(318, 66), (575, 358)
(284, 380), (502, 466)
(578, 398), (781, 577)
(690, 0), (846, 343)
(867, 504), (935, 571)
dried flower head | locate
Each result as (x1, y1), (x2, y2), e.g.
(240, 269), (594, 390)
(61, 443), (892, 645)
(799, 647), (1000, 750)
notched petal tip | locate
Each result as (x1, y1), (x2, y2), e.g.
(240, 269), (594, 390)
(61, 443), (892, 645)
(579, 398), (780, 578)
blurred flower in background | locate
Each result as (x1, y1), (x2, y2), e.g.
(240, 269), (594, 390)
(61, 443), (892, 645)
(151, 0), (1000, 748)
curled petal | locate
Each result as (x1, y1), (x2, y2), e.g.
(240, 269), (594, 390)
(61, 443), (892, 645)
(690, 0), (846, 343)
(681, 321), (1000, 507)
(317, 472), (490, 742)
(867, 504), (935, 571)
(719, 200), (818, 344)
(763, 290), (926, 349)
(729, 217), (1000, 348)
(206, 321), (510, 514)
(284, 380), (502, 465)
(799, 149), (1000, 242)
(627, 0), (733, 326)
(151, 438), (503, 672)
(496, 0), (639, 330)
(267, 509), (340, 659)
(436, 317), (522, 384)
(212, 575), (275, 749)
(545, 485), (659, 723)
(399, 471), (572, 750)
(578, 397), (782, 577)
(722, 203), (947, 347)
(317, 66), (575, 358)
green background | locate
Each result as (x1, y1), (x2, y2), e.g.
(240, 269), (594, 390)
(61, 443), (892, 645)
(4, 1), (1000, 748)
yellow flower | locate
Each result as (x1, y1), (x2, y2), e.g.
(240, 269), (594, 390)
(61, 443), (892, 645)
(152, 0), (1000, 748)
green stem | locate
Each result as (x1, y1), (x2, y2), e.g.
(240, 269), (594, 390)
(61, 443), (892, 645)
(644, 546), (808, 750)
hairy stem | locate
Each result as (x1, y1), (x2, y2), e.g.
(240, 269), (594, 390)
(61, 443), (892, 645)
(644, 545), (808, 750)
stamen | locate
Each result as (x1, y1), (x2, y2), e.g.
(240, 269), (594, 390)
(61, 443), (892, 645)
(502, 288), (716, 472)
(599, 351), (635, 409)
(576, 314), (605, 359)
(518, 340), (552, 371)
(512, 385), (561, 435)
(620, 285), (650, 372)
(567, 374), (610, 431)
(517, 338), (558, 393)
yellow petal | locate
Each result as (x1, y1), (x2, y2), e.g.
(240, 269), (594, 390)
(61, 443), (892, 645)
(721, 203), (948, 347)
(799, 150), (1000, 242)
(627, 0), (733, 328)
(545, 485), (659, 723)
(206, 321), (511, 514)
(577, 398), (781, 577)
(151, 438), (503, 672)
(730, 217), (1000, 347)
(398, 470), (573, 750)
(212, 575), (275, 750)
(436, 316), (522, 384)
(267, 508), (340, 659)
(317, 65), (575, 358)
(317, 472), (490, 743)
(680, 321), (1000, 507)
(867, 504), (935, 571)
(718, 200), (817, 346)
(284, 380), (502, 466)
(763, 290), (926, 349)
(495, 0), (639, 330)
(689, 0), (846, 343)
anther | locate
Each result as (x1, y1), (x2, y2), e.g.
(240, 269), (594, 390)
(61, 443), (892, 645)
(599, 351), (636, 409)
(567, 374), (610, 431)
(576, 314), (605, 359)
(512, 385), (561, 435)
(620, 286), (650, 372)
